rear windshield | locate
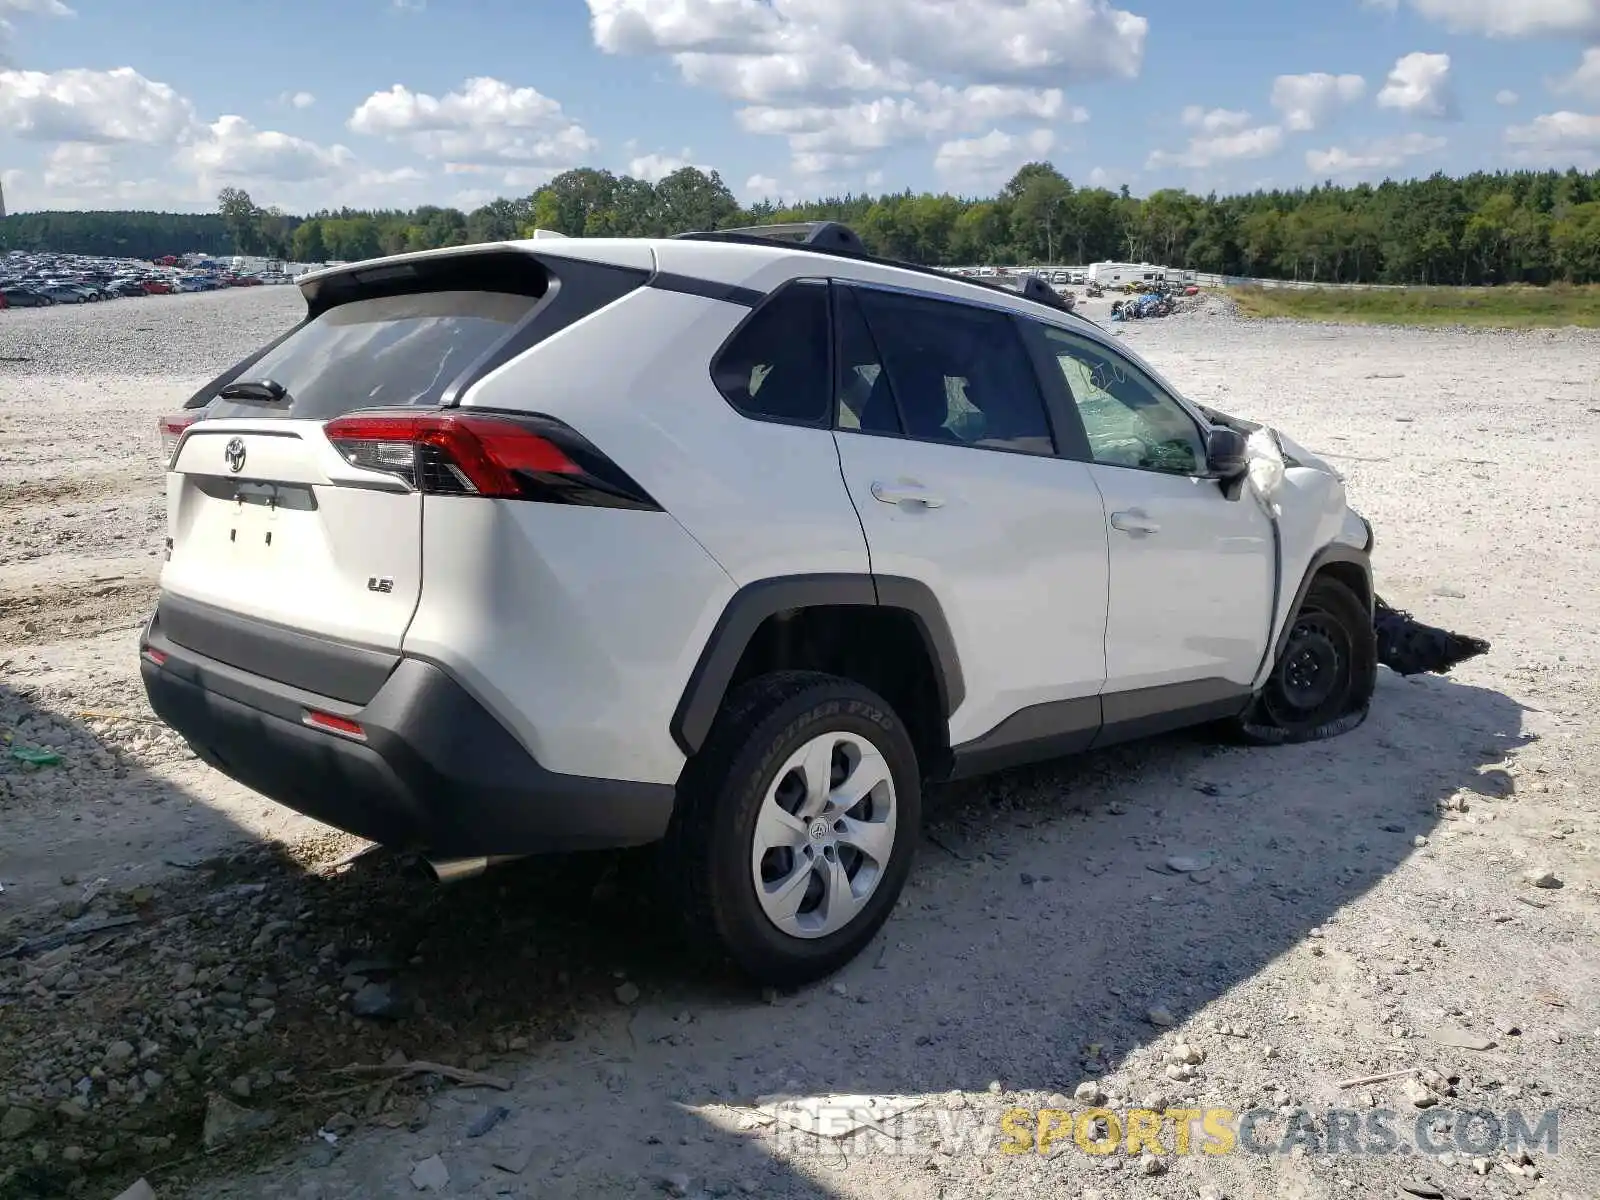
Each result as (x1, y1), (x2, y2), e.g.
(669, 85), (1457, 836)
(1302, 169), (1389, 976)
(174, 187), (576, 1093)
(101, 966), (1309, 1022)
(203, 290), (539, 421)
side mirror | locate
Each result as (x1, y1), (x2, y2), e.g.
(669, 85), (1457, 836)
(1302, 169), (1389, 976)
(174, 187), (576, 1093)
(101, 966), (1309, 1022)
(1205, 426), (1249, 479)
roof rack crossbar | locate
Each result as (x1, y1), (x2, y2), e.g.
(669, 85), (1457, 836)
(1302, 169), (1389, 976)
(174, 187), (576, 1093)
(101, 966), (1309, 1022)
(675, 223), (1085, 320)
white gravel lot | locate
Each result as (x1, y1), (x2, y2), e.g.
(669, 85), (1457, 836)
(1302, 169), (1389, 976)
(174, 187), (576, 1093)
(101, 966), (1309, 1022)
(0, 287), (1597, 1200)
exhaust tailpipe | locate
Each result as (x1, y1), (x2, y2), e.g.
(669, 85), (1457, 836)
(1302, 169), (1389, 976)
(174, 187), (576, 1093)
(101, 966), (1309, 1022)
(422, 855), (525, 885)
(424, 856), (489, 884)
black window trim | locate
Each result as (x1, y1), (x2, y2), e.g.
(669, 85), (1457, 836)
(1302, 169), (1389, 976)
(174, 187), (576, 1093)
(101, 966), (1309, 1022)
(830, 279), (1063, 461)
(831, 280), (912, 440)
(1014, 315), (1093, 464)
(1027, 316), (1214, 479)
(707, 276), (836, 430)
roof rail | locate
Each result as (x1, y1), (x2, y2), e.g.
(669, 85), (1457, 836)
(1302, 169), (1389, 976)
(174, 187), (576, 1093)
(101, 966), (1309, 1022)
(677, 221), (868, 255)
(1015, 274), (1076, 312)
(675, 223), (1087, 321)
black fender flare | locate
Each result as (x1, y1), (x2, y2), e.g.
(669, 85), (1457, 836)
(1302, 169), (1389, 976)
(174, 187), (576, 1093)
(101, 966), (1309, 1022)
(669, 573), (965, 756)
(1267, 542), (1374, 671)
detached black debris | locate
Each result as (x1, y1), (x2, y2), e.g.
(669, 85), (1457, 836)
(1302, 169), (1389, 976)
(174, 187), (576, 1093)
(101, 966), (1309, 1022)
(1374, 596), (1491, 676)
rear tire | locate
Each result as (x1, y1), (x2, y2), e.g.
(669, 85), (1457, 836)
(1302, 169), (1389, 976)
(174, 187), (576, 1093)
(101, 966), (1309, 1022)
(1233, 576), (1376, 745)
(662, 671), (921, 987)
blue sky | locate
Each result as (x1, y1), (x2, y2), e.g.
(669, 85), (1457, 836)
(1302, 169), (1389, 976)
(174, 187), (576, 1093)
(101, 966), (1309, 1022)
(2, 0), (1599, 215)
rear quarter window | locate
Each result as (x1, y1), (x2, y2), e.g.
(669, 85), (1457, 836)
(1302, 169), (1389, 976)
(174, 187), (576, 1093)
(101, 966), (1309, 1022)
(710, 280), (832, 426)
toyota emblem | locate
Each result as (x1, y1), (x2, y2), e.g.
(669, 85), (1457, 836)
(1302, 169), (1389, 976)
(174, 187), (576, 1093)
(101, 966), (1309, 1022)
(224, 437), (246, 474)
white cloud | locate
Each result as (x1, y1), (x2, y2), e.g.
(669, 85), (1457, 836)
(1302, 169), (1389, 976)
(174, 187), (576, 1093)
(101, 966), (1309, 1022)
(676, 40), (910, 102)
(588, 0), (1148, 96)
(498, 167), (560, 189)
(737, 83), (1074, 173)
(0, 66), (195, 144)
(1181, 106), (1250, 133)
(1377, 52), (1458, 119)
(934, 128), (1056, 190)
(448, 189), (504, 212)
(1305, 132), (1447, 176)
(348, 77), (597, 164)
(28, 142), (190, 209)
(41, 141), (106, 188)
(442, 162), (559, 191)
(588, 0), (1130, 179)
(629, 150), (697, 181)
(1087, 165), (1112, 186)
(279, 90), (315, 110)
(745, 172), (781, 196)
(589, 0), (780, 55)
(1505, 110), (1600, 158)
(181, 114), (354, 183)
(0, 65), (370, 210)
(357, 166), (427, 187)
(1148, 121), (1284, 169)
(1270, 73), (1366, 131)
(734, 88), (1068, 148)
(1401, 0), (1600, 37)
(1553, 47), (1600, 100)
(1496, 88), (1520, 105)
(0, 0), (73, 66)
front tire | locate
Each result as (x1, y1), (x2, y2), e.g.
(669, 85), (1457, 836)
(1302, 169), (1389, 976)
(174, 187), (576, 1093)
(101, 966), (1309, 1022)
(1233, 576), (1377, 745)
(663, 671), (921, 987)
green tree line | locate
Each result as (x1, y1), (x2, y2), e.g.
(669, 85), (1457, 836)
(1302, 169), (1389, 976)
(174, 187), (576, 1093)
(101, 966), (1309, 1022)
(6, 163), (1600, 285)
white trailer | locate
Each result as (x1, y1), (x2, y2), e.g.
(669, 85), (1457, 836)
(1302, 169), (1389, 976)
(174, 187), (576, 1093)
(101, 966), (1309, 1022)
(1088, 261), (1168, 287)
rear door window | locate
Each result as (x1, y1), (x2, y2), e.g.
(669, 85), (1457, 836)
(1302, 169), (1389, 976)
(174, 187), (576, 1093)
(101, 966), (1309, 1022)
(844, 285), (1057, 456)
(203, 290), (540, 421)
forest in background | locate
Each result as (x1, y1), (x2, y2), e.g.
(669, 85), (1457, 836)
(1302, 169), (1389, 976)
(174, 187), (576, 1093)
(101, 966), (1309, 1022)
(5, 161), (1600, 286)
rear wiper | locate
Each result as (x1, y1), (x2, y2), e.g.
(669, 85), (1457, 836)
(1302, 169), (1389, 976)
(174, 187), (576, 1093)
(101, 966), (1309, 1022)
(218, 378), (290, 404)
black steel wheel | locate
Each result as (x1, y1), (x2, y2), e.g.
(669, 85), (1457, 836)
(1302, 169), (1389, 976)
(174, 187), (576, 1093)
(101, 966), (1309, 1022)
(1233, 576), (1377, 745)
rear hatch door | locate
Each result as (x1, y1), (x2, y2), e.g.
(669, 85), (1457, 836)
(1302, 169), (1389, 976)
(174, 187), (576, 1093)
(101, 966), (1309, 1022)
(165, 417), (425, 650)
(162, 285), (550, 653)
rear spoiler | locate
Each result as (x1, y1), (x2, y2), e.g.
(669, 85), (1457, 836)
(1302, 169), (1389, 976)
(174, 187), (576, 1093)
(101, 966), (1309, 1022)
(296, 239), (655, 315)
(296, 243), (535, 311)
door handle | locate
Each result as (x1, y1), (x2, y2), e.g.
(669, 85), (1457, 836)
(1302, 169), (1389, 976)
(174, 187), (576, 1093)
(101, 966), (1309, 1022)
(871, 481), (944, 509)
(1110, 510), (1160, 534)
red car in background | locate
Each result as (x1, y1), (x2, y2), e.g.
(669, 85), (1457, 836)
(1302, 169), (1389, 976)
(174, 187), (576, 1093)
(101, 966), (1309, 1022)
(142, 280), (172, 295)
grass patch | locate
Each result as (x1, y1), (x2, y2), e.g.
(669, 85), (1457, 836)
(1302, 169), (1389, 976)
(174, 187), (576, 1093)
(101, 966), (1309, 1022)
(1228, 284), (1600, 329)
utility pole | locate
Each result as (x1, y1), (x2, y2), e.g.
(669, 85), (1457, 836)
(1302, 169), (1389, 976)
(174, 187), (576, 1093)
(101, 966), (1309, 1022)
(0, 178), (7, 220)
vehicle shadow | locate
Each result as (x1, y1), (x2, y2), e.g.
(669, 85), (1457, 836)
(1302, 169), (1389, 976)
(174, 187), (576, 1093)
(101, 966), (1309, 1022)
(164, 666), (1527, 1200)
(0, 669), (298, 906)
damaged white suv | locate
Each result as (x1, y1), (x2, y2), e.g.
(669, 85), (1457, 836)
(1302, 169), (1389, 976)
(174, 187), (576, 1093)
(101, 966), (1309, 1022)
(143, 222), (1378, 986)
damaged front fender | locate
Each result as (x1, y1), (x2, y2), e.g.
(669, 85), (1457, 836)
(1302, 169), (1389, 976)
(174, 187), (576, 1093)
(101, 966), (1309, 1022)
(1205, 404), (1487, 687)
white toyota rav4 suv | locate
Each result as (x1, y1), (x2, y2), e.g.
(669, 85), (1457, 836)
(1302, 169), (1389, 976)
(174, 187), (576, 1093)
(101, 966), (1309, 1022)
(143, 222), (1377, 985)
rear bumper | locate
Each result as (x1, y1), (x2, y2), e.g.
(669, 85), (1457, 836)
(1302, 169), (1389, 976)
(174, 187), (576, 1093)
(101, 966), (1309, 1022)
(139, 616), (675, 856)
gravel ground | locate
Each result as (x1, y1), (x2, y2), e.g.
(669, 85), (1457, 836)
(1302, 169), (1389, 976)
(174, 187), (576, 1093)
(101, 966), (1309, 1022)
(0, 287), (1597, 1200)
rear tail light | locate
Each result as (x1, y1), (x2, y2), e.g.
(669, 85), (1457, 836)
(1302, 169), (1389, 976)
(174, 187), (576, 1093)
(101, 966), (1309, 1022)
(322, 411), (659, 510)
(159, 411), (202, 466)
